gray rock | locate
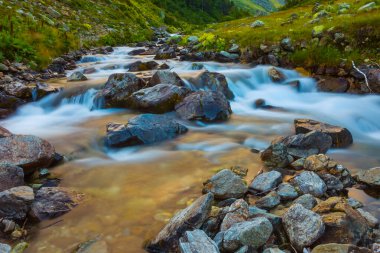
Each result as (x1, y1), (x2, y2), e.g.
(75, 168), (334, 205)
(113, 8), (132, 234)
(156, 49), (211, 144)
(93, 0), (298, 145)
(203, 169), (247, 200)
(293, 194), (317, 210)
(260, 143), (291, 168)
(251, 20), (265, 28)
(68, 71), (88, 82)
(149, 70), (185, 87)
(268, 67), (286, 83)
(179, 229), (220, 253)
(235, 246), (249, 253)
(255, 192), (281, 210)
(357, 208), (379, 228)
(250, 171), (282, 193)
(321, 174), (344, 193)
(248, 206), (268, 217)
(280, 37), (293, 52)
(220, 199), (249, 231)
(367, 69), (380, 93)
(188, 71), (234, 99)
(0, 243), (11, 253)
(0, 163), (24, 191)
(0, 186), (34, 220)
(263, 248), (286, 253)
(0, 63), (9, 72)
(148, 193), (214, 252)
(347, 198), (363, 209)
(0, 126), (12, 138)
(283, 204), (325, 250)
(154, 47), (176, 60)
(358, 2), (376, 11)
(106, 114), (188, 147)
(223, 218), (273, 251)
(215, 51), (240, 63)
(291, 171), (327, 197)
(213, 231), (224, 250)
(277, 183), (298, 200)
(126, 61), (159, 72)
(175, 91), (232, 122)
(355, 167), (380, 188)
(127, 84), (190, 113)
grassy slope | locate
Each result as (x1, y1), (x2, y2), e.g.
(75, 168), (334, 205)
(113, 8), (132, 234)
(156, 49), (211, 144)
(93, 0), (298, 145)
(207, 0), (380, 67)
(233, 0), (285, 14)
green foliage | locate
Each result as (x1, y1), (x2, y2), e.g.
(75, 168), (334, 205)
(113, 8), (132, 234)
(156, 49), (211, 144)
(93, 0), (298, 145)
(198, 33), (227, 51)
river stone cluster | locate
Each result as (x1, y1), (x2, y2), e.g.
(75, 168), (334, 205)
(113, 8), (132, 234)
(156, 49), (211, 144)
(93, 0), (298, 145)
(147, 127), (379, 253)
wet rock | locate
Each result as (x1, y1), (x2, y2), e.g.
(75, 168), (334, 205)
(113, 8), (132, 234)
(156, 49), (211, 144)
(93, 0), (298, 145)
(34, 83), (60, 100)
(268, 67), (286, 83)
(0, 243), (11, 253)
(367, 69), (380, 93)
(75, 238), (109, 253)
(128, 49), (146, 56)
(188, 71), (234, 99)
(260, 143), (291, 168)
(127, 84), (190, 113)
(291, 171), (327, 197)
(154, 47), (176, 60)
(106, 114), (188, 147)
(280, 37), (294, 52)
(249, 171), (282, 193)
(223, 218), (273, 251)
(0, 126), (12, 138)
(317, 76), (349, 93)
(67, 71), (88, 82)
(220, 199), (249, 231)
(321, 174), (344, 193)
(277, 183), (298, 200)
(347, 198), (363, 209)
(149, 70), (185, 87)
(0, 164), (24, 192)
(48, 57), (67, 74)
(3, 82), (33, 100)
(147, 193), (213, 252)
(283, 204), (325, 250)
(255, 192), (281, 210)
(295, 119), (353, 148)
(98, 73), (146, 107)
(0, 186), (34, 220)
(293, 194), (317, 210)
(312, 243), (371, 253)
(0, 91), (24, 118)
(31, 187), (81, 221)
(0, 135), (56, 174)
(313, 197), (346, 214)
(304, 154), (330, 172)
(175, 91), (232, 122)
(263, 248), (286, 253)
(356, 208), (379, 228)
(215, 51), (239, 63)
(126, 61), (159, 72)
(203, 169), (247, 200)
(228, 44), (240, 54)
(355, 167), (380, 188)
(179, 229), (219, 253)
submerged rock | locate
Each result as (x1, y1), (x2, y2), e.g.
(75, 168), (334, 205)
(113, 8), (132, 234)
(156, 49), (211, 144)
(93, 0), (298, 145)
(147, 193), (213, 252)
(179, 229), (219, 253)
(0, 186), (34, 220)
(295, 119), (353, 148)
(249, 171), (282, 193)
(283, 204), (325, 250)
(0, 164), (24, 192)
(188, 71), (234, 99)
(106, 114), (188, 147)
(203, 169), (247, 200)
(149, 70), (185, 87)
(175, 91), (232, 122)
(127, 84), (190, 113)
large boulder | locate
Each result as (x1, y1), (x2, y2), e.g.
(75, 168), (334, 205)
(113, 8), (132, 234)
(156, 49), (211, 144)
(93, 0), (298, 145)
(0, 91), (25, 117)
(0, 126), (12, 137)
(0, 135), (56, 174)
(291, 171), (327, 197)
(30, 187), (82, 221)
(0, 164), (24, 191)
(317, 77), (349, 93)
(127, 84), (190, 113)
(97, 73), (146, 107)
(106, 114), (188, 147)
(354, 167), (380, 188)
(249, 171), (282, 192)
(147, 193), (214, 252)
(295, 119), (353, 148)
(67, 71), (88, 82)
(149, 70), (185, 87)
(175, 91), (232, 122)
(0, 186), (34, 220)
(312, 243), (371, 253)
(283, 204), (325, 250)
(3, 82), (33, 100)
(126, 61), (159, 72)
(154, 47), (176, 60)
(188, 71), (234, 99)
(367, 69), (380, 93)
(203, 169), (247, 200)
(222, 218), (273, 251)
(179, 229), (220, 253)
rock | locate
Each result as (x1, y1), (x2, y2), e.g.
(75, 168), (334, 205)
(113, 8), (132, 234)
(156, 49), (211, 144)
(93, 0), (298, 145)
(347, 198), (363, 209)
(223, 218), (273, 251)
(255, 192), (281, 210)
(260, 143), (291, 168)
(149, 70), (185, 87)
(293, 194), (317, 210)
(179, 229), (219, 253)
(127, 84), (190, 113)
(154, 47), (176, 60)
(304, 154), (330, 171)
(0, 92), (24, 117)
(277, 183), (298, 200)
(356, 208), (379, 228)
(220, 199), (249, 231)
(67, 71), (88, 82)
(147, 193), (213, 252)
(291, 171), (327, 197)
(228, 44), (240, 54)
(75, 238), (109, 253)
(31, 187), (81, 221)
(295, 119), (353, 148)
(188, 71), (234, 99)
(128, 49), (146, 56)
(313, 197), (346, 213)
(203, 169), (247, 200)
(175, 91), (232, 122)
(10, 242), (28, 253)
(0, 135), (55, 174)
(321, 174), (344, 193)
(46, 6), (61, 18)
(280, 37), (293, 52)
(249, 171), (282, 192)
(215, 51), (239, 63)
(358, 2), (376, 12)
(187, 36), (199, 44)
(279, 130), (333, 158)
(106, 114), (188, 147)
(0, 126), (12, 138)
(34, 83), (60, 100)
(263, 248), (286, 253)
(0, 186), (34, 220)
(367, 69), (380, 93)
(0, 243), (11, 253)
(126, 61), (159, 72)
(317, 76), (349, 93)
(0, 164), (24, 191)
(3, 82), (33, 99)
(268, 67), (286, 83)
(290, 158), (305, 170)
(159, 63), (170, 70)
(251, 20), (265, 28)
(283, 204), (325, 250)
(97, 73), (146, 107)
(0, 63), (9, 72)
(311, 243), (371, 253)
(355, 167), (380, 188)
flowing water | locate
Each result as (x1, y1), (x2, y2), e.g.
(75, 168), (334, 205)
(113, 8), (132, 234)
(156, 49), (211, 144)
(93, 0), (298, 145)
(1, 47), (380, 252)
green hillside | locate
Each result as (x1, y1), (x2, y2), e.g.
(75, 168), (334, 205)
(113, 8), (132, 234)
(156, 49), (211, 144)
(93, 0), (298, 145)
(233, 0), (286, 14)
